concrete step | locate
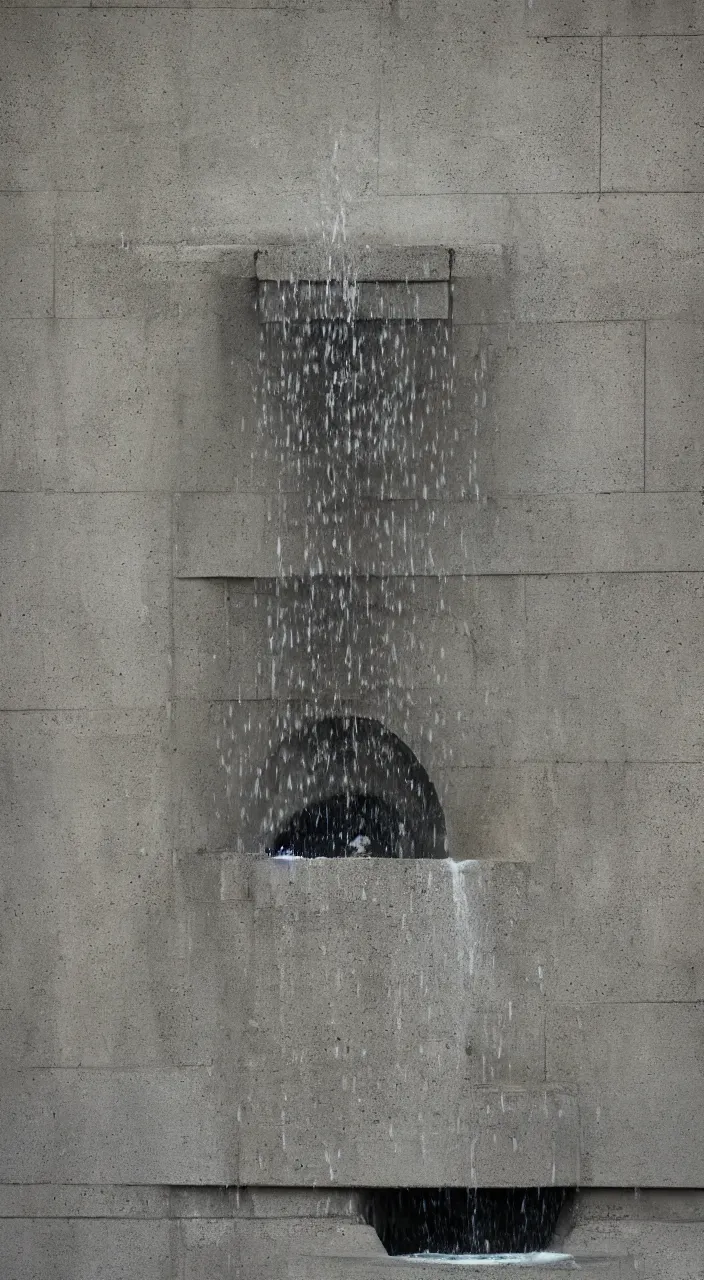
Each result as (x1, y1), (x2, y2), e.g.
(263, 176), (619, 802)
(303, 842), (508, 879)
(289, 1255), (637, 1280)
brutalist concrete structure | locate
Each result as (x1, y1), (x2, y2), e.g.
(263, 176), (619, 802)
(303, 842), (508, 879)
(2, 2), (704, 1277)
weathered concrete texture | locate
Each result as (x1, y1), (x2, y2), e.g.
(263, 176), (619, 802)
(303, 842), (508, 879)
(180, 8), (379, 199)
(255, 245), (451, 283)
(0, 320), (179, 492)
(0, 192), (54, 319)
(602, 37), (704, 192)
(547, 1003), (704, 1184)
(561, 1190), (704, 1280)
(455, 323), (645, 494)
(526, 0), (704, 36)
(524, 573), (704, 762)
(0, 1188), (380, 1280)
(175, 493), (704, 576)
(0, 1069), (237, 1183)
(290, 1260), (634, 1280)
(645, 321), (704, 490)
(379, 4), (600, 194)
(232, 856), (578, 1187)
(0, 494), (170, 708)
(452, 196), (704, 323)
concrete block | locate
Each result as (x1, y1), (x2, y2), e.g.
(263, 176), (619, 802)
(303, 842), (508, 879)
(0, 1067), (238, 1182)
(175, 493), (284, 577)
(182, 1218), (385, 1280)
(174, 579), (230, 700)
(184, 189), (512, 255)
(55, 246), (255, 321)
(526, 0), (704, 36)
(0, 11), (186, 188)
(546, 1002), (704, 1184)
(455, 323), (645, 494)
(56, 189), (189, 248)
(255, 245), (451, 283)
(454, 194), (704, 323)
(523, 763), (704, 1003)
(0, 494), (170, 709)
(603, 37), (704, 192)
(0, 247), (53, 319)
(0, 1219), (174, 1280)
(563, 1190), (704, 1280)
(0, 1183), (171, 1216)
(645, 320), (704, 490)
(172, 305), (266, 494)
(0, 194), (54, 319)
(0, 708), (180, 1068)
(0, 319), (179, 491)
(236, 857), (574, 1186)
(524, 573), (704, 761)
(175, 492), (704, 577)
(180, 9), (379, 199)
(379, 5), (600, 194)
(258, 282), (450, 322)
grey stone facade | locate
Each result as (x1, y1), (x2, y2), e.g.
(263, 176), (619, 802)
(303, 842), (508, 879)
(2, 0), (704, 1275)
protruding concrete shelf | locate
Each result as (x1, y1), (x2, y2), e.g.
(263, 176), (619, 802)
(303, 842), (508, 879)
(255, 244), (451, 321)
(258, 279), (449, 322)
(255, 244), (451, 282)
(289, 1256), (636, 1280)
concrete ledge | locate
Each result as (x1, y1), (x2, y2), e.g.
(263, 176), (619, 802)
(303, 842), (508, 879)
(289, 1256), (635, 1279)
(175, 493), (704, 578)
(258, 281), (450, 322)
(256, 245), (450, 282)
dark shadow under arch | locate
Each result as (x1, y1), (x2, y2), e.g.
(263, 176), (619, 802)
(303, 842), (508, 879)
(261, 716), (446, 859)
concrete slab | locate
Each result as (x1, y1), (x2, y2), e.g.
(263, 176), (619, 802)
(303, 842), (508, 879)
(454, 194), (704, 323)
(180, 8), (379, 199)
(645, 320), (704, 490)
(379, 6), (600, 194)
(526, 0), (704, 36)
(289, 1255), (633, 1279)
(255, 246), (451, 283)
(524, 572), (704, 761)
(603, 37), (704, 192)
(0, 319), (179, 491)
(546, 1002), (704, 1184)
(0, 1068), (238, 1183)
(175, 492), (704, 577)
(0, 494), (170, 709)
(454, 323), (644, 495)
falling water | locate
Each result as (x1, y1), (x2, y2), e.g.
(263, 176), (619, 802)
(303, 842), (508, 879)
(210, 165), (567, 1261)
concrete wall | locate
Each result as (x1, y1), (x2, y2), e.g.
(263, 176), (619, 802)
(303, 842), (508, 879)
(2, 0), (704, 1275)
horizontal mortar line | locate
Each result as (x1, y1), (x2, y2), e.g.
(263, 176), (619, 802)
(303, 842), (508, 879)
(375, 188), (704, 199)
(0, 706), (171, 714)
(549, 999), (704, 1006)
(377, 187), (704, 198)
(177, 570), (704, 583)
(534, 30), (704, 37)
(0, 1065), (213, 1072)
(0, 489), (178, 496)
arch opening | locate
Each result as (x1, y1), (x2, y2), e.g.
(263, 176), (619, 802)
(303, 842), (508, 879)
(261, 715), (446, 859)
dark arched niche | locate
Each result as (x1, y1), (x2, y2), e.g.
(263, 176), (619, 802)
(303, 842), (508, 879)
(260, 716), (446, 859)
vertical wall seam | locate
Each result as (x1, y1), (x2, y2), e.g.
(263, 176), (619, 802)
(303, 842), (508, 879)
(643, 322), (647, 491)
(169, 492), (178, 872)
(598, 37), (604, 193)
(375, 2), (385, 195)
(51, 199), (57, 320)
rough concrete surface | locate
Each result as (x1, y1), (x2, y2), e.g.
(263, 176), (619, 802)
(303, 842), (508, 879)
(2, 2), (704, 1277)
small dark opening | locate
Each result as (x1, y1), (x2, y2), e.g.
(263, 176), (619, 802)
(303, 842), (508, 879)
(267, 792), (402, 859)
(367, 1187), (567, 1256)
